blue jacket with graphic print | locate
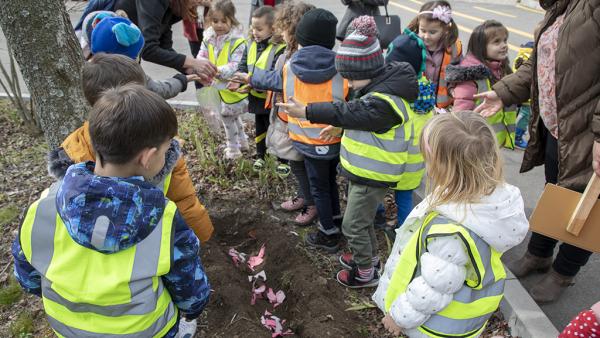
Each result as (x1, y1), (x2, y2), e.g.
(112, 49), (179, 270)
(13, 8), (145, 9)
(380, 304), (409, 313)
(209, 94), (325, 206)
(12, 162), (210, 336)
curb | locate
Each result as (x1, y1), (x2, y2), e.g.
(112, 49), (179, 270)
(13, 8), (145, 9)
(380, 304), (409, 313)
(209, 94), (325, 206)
(1, 92), (559, 337)
(0, 92), (200, 111)
(517, 0), (544, 11)
(502, 270), (559, 338)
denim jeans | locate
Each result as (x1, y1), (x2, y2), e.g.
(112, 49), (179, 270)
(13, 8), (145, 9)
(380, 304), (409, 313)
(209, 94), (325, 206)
(304, 157), (341, 234)
(395, 189), (413, 227)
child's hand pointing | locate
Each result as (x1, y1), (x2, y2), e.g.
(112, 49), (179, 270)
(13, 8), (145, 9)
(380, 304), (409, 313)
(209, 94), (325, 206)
(276, 97), (306, 118)
(382, 314), (403, 336)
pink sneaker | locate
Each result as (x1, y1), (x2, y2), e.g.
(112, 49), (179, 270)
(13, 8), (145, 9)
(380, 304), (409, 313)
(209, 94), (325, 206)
(294, 205), (318, 226)
(280, 197), (305, 211)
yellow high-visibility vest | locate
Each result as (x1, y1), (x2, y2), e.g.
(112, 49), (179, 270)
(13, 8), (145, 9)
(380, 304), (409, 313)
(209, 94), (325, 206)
(247, 41), (286, 99)
(208, 38), (248, 104)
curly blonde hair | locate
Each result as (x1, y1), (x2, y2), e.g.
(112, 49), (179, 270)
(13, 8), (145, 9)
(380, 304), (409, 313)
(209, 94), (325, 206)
(272, 1), (315, 55)
(421, 111), (504, 210)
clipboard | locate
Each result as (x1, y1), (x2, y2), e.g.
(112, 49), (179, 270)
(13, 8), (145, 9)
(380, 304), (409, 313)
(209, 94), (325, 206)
(529, 174), (600, 253)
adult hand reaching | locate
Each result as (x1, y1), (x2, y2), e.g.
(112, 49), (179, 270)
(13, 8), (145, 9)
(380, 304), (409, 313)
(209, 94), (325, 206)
(319, 126), (342, 142)
(184, 57), (218, 82)
(473, 91), (503, 118)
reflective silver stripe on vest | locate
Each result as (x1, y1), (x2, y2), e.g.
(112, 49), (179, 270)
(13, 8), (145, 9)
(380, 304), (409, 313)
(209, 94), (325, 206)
(419, 215), (505, 335)
(45, 300), (177, 338)
(30, 183), (60, 275)
(340, 146), (425, 175)
(30, 184), (174, 333)
(344, 127), (407, 152)
(287, 123), (325, 139)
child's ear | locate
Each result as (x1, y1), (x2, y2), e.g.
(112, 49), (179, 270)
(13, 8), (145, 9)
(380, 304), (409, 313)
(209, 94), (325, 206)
(138, 147), (159, 170)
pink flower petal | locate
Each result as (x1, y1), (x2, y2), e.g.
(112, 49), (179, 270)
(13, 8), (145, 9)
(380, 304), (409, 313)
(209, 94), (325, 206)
(276, 290), (286, 305)
(254, 285), (266, 294)
(267, 288), (277, 303)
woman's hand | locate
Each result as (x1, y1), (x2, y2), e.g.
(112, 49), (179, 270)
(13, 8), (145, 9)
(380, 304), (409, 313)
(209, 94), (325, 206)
(320, 126), (342, 142)
(184, 57), (218, 82)
(473, 90), (503, 118)
(382, 314), (403, 336)
(276, 97), (307, 118)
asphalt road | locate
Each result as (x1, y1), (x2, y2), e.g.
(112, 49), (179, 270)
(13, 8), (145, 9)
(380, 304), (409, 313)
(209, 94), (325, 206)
(1, 0), (595, 332)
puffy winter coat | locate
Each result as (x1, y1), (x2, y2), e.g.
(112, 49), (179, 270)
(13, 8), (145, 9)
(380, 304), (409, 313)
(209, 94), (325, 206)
(373, 184), (528, 337)
(48, 123), (214, 242)
(336, 0), (389, 40)
(492, 0), (600, 192)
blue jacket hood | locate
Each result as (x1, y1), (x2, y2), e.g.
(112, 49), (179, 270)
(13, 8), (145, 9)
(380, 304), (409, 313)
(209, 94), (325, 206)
(56, 162), (168, 254)
(290, 45), (337, 84)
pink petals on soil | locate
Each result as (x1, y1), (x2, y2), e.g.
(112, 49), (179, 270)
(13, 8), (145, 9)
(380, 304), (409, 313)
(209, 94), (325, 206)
(261, 310), (294, 337)
(247, 244), (266, 271)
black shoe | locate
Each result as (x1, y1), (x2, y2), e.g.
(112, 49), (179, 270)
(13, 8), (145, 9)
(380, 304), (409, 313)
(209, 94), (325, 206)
(305, 231), (340, 253)
(336, 266), (380, 288)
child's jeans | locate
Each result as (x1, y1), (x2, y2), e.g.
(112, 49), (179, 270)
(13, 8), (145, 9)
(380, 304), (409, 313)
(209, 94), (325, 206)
(304, 156), (340, 235)
(395, 189), (413, 227)
(343, 182), (388, 269)
(290, 160), (314, 206)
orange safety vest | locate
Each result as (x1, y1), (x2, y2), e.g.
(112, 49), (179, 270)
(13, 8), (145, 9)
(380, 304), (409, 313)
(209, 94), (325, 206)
(264, 90), (289, 122)
(282, 63), (348, 145)
(436, 40), (463, 108)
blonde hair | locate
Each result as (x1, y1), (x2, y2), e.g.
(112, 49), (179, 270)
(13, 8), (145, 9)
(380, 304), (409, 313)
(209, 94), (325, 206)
(422, 111), (504, 210)
(272, 1), (315, 55)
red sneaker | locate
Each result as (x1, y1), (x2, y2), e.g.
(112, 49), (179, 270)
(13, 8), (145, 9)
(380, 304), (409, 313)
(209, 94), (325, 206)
(336, 267), (380, 288)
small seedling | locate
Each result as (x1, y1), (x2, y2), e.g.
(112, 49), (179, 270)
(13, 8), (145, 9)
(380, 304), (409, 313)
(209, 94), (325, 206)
(0, 277), (23, 307)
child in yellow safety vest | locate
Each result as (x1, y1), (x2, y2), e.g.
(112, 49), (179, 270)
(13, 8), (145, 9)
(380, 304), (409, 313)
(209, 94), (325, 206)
(373, 111), (528, 338)
(13, 85), (210, 338)
(229, 6), (285, 170)
(446, 20), (516, 149)
(196, 0), (249, 159)
(280, 16), (430, 288)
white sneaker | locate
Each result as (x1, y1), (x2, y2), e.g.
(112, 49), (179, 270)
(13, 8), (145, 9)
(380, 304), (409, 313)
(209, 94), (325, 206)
(224, 146), (242, 160)
(175, 318), (197, 338)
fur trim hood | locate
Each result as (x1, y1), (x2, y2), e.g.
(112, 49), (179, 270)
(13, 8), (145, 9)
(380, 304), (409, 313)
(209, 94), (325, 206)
(445, 64), (490, 83)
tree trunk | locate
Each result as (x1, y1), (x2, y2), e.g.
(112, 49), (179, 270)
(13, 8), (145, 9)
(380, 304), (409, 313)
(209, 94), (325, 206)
(0, 0), (88, 148)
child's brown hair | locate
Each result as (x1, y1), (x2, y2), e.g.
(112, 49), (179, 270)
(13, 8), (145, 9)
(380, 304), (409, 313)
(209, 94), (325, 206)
(82, 53), (146, 105)
(421, 111), (504, 210)
(89, 84), (177, 166)
(207, 0), (240, 30)
(467, 20), (512, 79)
(406, 0), (459, 51)
(272, 1), (315, 55)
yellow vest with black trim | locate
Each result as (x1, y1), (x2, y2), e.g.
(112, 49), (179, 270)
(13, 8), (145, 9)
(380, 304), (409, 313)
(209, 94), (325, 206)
(475, 78), (517, 149)
(340, 92), (432, 191)
(19, 175), (178, 338)
(247, 41), (286, 99)
(208, 38), (248, 104)
(385, 212), (506, 338)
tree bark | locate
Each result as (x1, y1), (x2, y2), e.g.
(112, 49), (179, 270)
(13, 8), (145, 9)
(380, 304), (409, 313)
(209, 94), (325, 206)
(0, 0), (88, 148)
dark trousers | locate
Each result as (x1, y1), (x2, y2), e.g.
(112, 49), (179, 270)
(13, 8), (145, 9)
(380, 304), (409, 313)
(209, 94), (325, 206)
(304, 156), (341, 234)
(290, 160), (314, 206)
(255, 114), (270, 159)
(527, 130), (593, 277)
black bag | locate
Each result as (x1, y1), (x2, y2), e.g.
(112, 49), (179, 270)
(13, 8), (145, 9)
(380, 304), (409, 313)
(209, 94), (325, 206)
(373, 5), (401, 49)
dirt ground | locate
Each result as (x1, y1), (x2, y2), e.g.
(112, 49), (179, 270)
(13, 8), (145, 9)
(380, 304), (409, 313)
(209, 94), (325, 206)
(0, 104), (513, 337)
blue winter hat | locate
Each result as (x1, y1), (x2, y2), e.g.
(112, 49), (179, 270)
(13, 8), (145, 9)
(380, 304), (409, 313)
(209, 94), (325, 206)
(83, 11), (118, 45)
(384, 29), (427, 78)
(91, 17), (145, 60)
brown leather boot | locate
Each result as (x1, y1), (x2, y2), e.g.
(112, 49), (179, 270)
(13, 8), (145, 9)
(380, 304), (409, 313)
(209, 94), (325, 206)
(507, 252), (553, 278)
(530, 269), (574, 303)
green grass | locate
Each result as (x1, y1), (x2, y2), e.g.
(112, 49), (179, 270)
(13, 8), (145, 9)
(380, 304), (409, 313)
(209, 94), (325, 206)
(0, 278), (23, 308)
(9, 311), (33, 338)
(0, 205), (19, 227)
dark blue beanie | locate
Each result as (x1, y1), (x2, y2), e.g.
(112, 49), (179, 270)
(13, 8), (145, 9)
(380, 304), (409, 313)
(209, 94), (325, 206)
(384, 29), (426, 77)
(91, 17), (144, 60)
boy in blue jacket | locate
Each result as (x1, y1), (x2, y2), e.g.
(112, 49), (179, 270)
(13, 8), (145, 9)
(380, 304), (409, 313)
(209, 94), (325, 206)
(13, 84), (210, 338)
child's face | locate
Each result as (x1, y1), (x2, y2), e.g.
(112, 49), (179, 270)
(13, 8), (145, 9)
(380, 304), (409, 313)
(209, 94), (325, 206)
(348, 79), (371, 91)
(418, 19), (446, 51)
(251, 16), (273, 42)
(486, 32), (509, 62)
(211, 10), (232, 36)
(140, 138), (172, 180)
